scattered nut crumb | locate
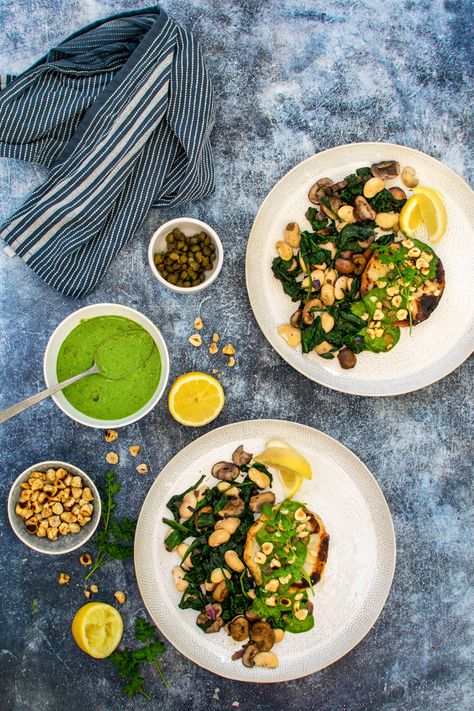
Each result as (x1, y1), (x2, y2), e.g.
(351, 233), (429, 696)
(222, 344), (236, 356)
(129, 445), (141, 457)
(188, 333), (202, 347)
(106, 452), (119, 465)
(57, 572), (70, 585)
(212, 333), (220, 343)
(80, 553), (93, 566)
(104, 429), (118, 442)
(212, 368), (218, 374)
(193, 317), (204, 330)
(83, 589), (91, 599)
(227, 356), (235, 368)
(209, 342), (218, 355)
(136, 463), (149, 474)
(114, 591), (127, 605)
(90, 584), (99, 594)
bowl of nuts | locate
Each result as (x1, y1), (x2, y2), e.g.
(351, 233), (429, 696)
(7, 461), (101, 555)
(148, 217), (224, 293)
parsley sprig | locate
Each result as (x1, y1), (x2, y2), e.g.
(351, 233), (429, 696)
(109, 617), (169, 700)
(85, 470), (136, 580)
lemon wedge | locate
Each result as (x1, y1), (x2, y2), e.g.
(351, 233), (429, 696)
(399, 196), (422, 237)
(399, 186), (447, 243)
(71, 602), (123, 659)
(168, 372), (225, 427)
(277, 466), (304, 498)
(254, 446), (312, 481)
(412, 186), (447, 243)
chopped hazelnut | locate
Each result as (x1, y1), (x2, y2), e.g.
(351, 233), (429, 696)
(90, 584), (99, 594)
(227, 356), (235, 368)
(209, 342), (218, 355)
(136, 463), (149, 474)
(129, 445), (141, 457)
(222, 344), (236, 356)
(104, 429), (119, 442)
(80, 553), (93, 566)
(212, 333), (220, 343)
(114, 591), (126, 605)
(106, 452), (119, 465)
(188, 334), (202, 347)
(193, 317), (204, 330)
(57, 572), (70, 585)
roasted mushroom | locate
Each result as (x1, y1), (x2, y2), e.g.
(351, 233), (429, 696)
(352, 254), (367, 275)
(242, 642), (260, 668)
(353, 195), (376, 222)
(245, 609), (261, 623)
(193, 505), (213, 530)
(212, 580), (229, 602)
(330, 179), (348, 193)
(389, 186), (406, 200)
(334, 257), (354, 274)
(290, 309), (302, 328)
(249, 491), (276, 513)
(249, 621), (275, 651)
(371, 160), (400, 179)
(218, 497), (245, 518)
(211, 461), (240, 481)
(321, 196), (343, 220)
(338, 348), (357, 369)
(302, 298), (322, 325)
(228, 616), (250, 642)
(232, 445), (252, 466)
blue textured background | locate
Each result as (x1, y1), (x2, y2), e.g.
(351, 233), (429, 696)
(0, 1), (473, 710)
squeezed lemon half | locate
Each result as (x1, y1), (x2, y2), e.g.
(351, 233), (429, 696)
(168, 372), (225, 427)
(71, 602), (123, 659)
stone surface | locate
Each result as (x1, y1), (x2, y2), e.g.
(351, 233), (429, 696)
(0, 1), (472, 710)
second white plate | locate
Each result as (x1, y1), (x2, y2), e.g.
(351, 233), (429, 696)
(246, 142), (474, 395)
(134, 419), (396, 682)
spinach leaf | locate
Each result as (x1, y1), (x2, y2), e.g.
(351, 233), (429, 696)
(300, 315), (326, 353)
(305, 207), (329, 231)
(337, 223), (374, 253)
(271, 257), (303, 302)
(368, 188), (406, 213)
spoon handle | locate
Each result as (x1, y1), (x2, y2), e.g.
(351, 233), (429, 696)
(0, 364), (99, 425)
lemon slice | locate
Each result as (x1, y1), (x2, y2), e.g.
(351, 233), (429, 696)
(277, 466), (303, 498)
(168, 372), (225, 427)
(412, 186), (447, 243)
(254, 446), (312, 481)
(71, 602), (123, 659)
(399, 196), (422, 237)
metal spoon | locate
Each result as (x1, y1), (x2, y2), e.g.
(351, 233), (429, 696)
(0, 331), (154, 425)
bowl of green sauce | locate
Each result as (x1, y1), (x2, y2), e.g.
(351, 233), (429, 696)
(44, 304), (169, 428)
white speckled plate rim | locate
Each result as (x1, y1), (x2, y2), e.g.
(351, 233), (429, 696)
(134, 419), (396, 683)
(245, 142), (474, 396)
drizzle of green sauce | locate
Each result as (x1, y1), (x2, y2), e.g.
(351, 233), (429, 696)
(251, 499), (315, 633)
(56, 316), (161, 420)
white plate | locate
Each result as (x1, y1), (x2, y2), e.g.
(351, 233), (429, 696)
(246, 142), (474, 396)
(134, 419), (396, 682)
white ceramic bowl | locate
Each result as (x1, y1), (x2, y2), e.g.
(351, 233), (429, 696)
(44, 303), (169, 428)
(148, 217), (224, 293)
(8, 461), (101, 555)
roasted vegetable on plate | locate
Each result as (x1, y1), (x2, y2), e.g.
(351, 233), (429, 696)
(163, 443), (329, 669)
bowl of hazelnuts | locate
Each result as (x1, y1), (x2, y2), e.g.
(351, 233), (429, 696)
(8, 461), (101, 555)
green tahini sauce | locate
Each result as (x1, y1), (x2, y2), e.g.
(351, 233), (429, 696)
(56, 316), (161, 420)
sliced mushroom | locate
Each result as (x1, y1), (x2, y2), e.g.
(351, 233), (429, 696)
(334, 258), (354, 274)
(302, 298), (322, 325)
(371, 160), (400, 179)
(197, 605), (225, 633)
(308, 183), (326, 205)
(290, 309), (302, 328)
(317, 177), (333, 189)
(212, 461), (240, 481)
(331, 179), (348, 193)
(353, 195), (376, 222)
(389, 186), (406, 200)
(218, 497), (244, 518)
(232, 445), (252, 466)
(228, 616), (250, 642)
(242, 642), (260, 668)
(249, 621), (275, 651)
(321, 196), (343, 219)
(249, 491), (276, 513)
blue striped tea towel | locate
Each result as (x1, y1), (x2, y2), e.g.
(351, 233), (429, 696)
(0, 6), (215, 297)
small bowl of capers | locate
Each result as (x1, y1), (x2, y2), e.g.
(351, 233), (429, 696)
(148, 218), (224, 293)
